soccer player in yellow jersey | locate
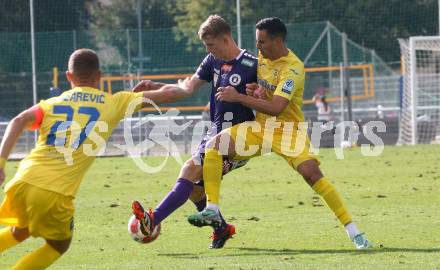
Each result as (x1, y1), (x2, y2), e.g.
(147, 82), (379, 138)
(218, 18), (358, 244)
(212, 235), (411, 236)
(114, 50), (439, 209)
(0, 48), (195, 269)
(188, 17), (371, 249)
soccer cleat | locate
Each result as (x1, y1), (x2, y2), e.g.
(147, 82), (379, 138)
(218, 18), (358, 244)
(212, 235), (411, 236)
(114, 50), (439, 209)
(187, 209), (222, 228)
(132, 200), (155, 236)
(209, 224), (236, 249)
(352, 233), (372, 249)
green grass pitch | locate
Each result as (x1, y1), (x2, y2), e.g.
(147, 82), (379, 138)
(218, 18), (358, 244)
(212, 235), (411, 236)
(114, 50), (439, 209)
(1, 145), (440, 269)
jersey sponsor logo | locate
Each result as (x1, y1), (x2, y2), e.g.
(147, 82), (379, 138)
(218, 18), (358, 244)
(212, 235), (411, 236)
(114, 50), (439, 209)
(282, 79), (294, 94)
(241, 58), (255, 67)
(272, 69), (279, 78)
(229, 74), (242, 86)
(257, 79), (276, 91)
(221, 64), (233, 73)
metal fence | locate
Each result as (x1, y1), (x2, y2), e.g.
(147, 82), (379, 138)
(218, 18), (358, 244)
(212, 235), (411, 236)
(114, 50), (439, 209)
(1, 73), (403, 159)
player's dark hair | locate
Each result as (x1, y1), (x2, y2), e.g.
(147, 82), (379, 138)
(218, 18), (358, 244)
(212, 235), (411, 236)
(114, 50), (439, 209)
(256, 17), (287, 41)
(198, 15), (231, 39)
(68, 48), (100, 80)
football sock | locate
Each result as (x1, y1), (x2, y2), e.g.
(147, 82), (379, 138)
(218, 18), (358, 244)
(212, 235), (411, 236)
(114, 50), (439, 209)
(10, 243), (61, 270)
(0, 227), (20, 253)
(193, 196), (206, 212)
(203, 148), (223, 204)
(153, 178), (194, 225)
(312, 177), (352, 226)
(206, 203), (220, 214)
(344, 222), (361, 239)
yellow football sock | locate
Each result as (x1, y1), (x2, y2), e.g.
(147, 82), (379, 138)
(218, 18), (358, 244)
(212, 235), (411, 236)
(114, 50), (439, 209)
(203, 148), (223, 204)
(0, 227), (20, 253)
(312, 177), (352, 226)
(11, 243), (61, 270)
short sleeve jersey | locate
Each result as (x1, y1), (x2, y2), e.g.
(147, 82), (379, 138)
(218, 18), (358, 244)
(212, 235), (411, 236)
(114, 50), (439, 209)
(196, 50), (257, 133)
(6, 87), (143, 197)
(256, 49), (305, 124)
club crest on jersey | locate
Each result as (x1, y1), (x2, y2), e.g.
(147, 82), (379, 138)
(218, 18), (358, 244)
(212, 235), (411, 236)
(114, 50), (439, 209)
(282, 79), (294, 94)
(229, 74), (242, 86)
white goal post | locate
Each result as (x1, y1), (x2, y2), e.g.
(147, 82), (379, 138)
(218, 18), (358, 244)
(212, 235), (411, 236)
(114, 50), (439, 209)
(398, 36), (440, 145)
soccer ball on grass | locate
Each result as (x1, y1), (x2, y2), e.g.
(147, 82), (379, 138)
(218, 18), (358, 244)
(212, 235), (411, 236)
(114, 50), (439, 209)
(127, 214), (161, 244)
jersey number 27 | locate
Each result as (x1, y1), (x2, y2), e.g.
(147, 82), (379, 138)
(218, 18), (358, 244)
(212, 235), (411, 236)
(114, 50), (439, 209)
(46, 105), (100, 149)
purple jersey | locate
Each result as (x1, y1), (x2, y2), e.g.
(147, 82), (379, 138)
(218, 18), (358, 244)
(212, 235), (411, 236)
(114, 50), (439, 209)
(196, 50), (257, 133)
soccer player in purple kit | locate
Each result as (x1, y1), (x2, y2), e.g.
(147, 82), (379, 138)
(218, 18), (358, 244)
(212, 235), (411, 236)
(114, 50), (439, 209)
(132, 15), (262, 248)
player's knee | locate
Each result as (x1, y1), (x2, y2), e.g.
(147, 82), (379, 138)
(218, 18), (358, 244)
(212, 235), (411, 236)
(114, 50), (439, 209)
(11, 227), (30, 242)
(179, 159), (202, 182)
(47, 238), (72, 255)
(297, 160), (323, 185)
(303, 172), (322, 185)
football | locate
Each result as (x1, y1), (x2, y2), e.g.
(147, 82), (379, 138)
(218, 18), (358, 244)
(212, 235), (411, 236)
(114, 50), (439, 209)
(127, 214), (161, 244)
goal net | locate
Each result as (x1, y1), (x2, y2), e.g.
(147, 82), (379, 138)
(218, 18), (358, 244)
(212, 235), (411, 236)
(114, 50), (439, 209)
(398, 36), (440, 145)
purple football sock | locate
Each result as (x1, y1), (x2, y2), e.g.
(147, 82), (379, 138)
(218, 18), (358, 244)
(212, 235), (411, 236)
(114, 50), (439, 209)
(153, 178), (194, 225)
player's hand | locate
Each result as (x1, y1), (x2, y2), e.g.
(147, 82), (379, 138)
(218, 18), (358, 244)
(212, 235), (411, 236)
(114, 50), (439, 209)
(254, 87), (267, 100)
(215, 86), (240, 102)
(176, 77), (192, 90)
(245, 83), (258, 96)
(0, 168), (5, 186)
(132, 80), (160, 92)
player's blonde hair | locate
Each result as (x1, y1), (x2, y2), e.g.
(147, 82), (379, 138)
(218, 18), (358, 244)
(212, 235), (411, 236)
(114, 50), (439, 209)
(198, 15), (231, 39)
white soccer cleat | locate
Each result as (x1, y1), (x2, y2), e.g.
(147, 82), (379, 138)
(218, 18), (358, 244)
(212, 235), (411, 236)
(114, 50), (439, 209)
(352, 233), (372, 249)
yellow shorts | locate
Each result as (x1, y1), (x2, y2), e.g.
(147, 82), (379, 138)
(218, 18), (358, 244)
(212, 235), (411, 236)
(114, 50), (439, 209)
(226, 120), (319, 169)
(0, 181), (74, 240)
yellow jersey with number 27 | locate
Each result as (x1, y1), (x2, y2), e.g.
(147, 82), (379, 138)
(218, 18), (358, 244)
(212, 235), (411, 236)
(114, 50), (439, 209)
(5, 87), (143, 197)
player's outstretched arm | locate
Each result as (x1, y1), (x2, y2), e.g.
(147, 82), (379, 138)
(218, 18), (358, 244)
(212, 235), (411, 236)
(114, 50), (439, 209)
(0, 107), (37, 185)
(132, 80), (165, 92)
(141, 75), (206, 105)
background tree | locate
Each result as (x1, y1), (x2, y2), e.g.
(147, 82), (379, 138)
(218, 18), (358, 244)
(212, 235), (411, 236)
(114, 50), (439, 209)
(172, 0), (438, 62)
(0, 0), (90, 32)
(86, 0), (176, 69)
